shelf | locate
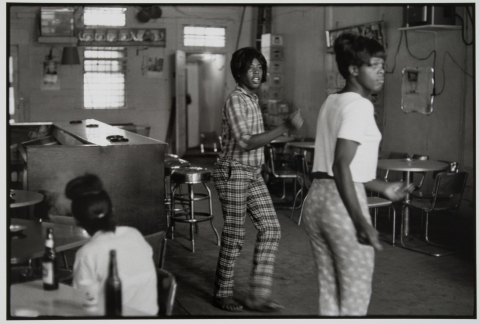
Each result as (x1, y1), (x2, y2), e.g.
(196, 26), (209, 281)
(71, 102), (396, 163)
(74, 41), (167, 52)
(38, 36), (78, 45)
(78, 40), (165, 47)
(399, 25), (461, 31)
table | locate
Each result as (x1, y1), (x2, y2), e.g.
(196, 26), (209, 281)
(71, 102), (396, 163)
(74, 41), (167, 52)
(9, 190), (44, 208)
(10, 218), (90, 265)
(286, 141), (315, 150)
(10, 280), (150, 317)
(376, 159), (449, 237)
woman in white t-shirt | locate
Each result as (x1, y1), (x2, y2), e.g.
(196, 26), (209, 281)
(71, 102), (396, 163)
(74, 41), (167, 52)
(303, 33), (413, 316)
(65, 174), (158, 316)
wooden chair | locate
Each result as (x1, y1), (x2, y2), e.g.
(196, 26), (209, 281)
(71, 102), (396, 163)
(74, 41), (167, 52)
(401, 172), (468, 257)
(157, 268), (177, 316)
(144, 231), (167, 269)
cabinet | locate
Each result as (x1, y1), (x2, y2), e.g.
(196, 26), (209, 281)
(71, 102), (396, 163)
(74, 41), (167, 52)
(10, 119), (167, 235)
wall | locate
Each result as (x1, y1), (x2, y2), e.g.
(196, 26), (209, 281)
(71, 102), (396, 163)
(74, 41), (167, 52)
(271, 5), (475, 211)
(187, 62), (200, 148)
(198, 54), (226, 136)
(9, 5), (256, 143)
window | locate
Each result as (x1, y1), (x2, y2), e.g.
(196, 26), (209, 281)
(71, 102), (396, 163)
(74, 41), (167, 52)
(84, 47), (126, 109)
(183, 26), (226, 47)
(83, 7), (126, 26)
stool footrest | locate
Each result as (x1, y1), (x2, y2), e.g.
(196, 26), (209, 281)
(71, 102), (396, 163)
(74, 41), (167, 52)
(171, 212), (214, 223)
(173, 193), (210, 202)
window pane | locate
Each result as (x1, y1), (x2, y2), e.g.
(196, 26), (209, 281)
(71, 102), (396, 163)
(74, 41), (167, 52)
(84, 73), (125, 108)
(84, 7), (126, 27)
(184, 26), (226, 47)
(85, 60), (125, 72)
(83, 48), (126, 109)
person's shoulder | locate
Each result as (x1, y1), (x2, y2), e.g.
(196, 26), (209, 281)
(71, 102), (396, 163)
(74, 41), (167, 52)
(228, 87), (246, 99)
(341, 93), (373, 110)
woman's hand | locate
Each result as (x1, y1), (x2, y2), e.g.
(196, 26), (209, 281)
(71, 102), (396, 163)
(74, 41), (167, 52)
(383, 182), (414, 201)
(355, 219), (383, 251)
(285, 110), (304, 130)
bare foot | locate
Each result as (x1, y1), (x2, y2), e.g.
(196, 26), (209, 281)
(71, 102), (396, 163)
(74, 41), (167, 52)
(213, 297), (243, 312)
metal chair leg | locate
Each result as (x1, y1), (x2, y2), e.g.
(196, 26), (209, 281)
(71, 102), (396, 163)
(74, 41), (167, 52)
(399, 209), (456, 256)
(204, 184), (220, 246)
(297, 192), (309, 225)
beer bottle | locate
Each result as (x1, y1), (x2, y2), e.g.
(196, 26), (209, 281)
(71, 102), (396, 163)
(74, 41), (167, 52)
(105, 250), (122, 317)
(42, 228), (58, 290)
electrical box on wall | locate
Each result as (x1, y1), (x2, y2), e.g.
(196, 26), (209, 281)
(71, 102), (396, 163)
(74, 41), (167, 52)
(403, 5), (456, 27)
(401, 67), (434, 115)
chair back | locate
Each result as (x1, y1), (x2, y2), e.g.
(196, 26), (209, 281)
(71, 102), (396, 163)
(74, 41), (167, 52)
(384, 152), (410, 181)
(439, 160), (459, 173)
(294, 154), (311, 189)
(431, 172), (468, 210)
(411, 154), (429, 161)
(265, 145), (277, 174)
(157, 268), (177, 316)
(144, 231), (167, 269)
(388, 152), (410, 159)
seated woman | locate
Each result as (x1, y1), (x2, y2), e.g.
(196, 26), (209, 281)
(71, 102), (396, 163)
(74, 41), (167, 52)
(65, 174), (158, 316)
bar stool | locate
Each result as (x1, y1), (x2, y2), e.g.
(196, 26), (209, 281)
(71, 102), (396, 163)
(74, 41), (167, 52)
(169, 167), (220, 252)
(164, 155), (190, 226)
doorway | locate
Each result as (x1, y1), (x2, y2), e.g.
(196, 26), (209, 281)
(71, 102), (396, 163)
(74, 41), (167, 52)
(186, 53), (226, 150)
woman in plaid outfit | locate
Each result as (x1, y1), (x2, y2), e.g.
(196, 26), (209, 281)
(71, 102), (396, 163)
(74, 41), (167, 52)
(212, 47), (303, 312)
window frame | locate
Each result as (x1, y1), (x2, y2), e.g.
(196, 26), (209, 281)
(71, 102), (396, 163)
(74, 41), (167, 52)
(83, 47), (127, 109)
(183, 25), (227, 49)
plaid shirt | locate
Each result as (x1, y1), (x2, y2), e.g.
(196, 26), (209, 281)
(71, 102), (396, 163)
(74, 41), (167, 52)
(220, 86), (265, 166)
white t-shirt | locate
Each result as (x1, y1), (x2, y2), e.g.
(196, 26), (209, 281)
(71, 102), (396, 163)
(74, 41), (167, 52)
(312, 92), (382, 183)
(73, 226), (158, 316)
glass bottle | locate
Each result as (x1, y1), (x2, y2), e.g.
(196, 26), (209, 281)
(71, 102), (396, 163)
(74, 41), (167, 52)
(105, 250), (122, 317)
(42, 228), (58, 290)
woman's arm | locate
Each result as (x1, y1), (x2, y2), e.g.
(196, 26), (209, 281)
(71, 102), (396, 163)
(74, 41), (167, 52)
(243, 110), (304, 150)
(365, 179), (414, 201)
(333, 138), (382, 251)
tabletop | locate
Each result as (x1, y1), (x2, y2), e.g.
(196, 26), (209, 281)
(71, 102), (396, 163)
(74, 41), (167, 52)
(286, 141), (315, 149)
(10, 218), (90, 265)
(377, 159), (449, 172)
(10, 190), (44, 208)
(10, 280), (150, 317)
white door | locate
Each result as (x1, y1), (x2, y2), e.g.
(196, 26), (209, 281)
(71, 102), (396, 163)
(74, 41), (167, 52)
(175, 50), (187, 157)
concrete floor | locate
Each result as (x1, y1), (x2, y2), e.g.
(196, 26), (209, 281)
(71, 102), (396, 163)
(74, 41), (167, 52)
(164, 154), (476, 319)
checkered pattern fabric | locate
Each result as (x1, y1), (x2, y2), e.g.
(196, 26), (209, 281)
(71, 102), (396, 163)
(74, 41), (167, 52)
(213, 157), (281, 299)
(220, 86), (265, 166)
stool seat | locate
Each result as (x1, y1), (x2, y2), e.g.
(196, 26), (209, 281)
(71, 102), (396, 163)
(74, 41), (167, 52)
(165, 158), (190, 175)
(171, 167), (210, 184)
(168, 166), (220, 252)
(165, 154), (179, 160)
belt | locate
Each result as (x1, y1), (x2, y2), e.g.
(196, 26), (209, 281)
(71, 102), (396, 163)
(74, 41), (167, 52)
(312, 172), (334, 180)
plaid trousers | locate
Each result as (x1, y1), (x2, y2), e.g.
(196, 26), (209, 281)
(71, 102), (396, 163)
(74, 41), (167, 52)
(213, 157), (281, 299)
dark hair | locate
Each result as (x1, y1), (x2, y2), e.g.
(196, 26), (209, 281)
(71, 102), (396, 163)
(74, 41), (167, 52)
(65, 174), (116, 234)
(230, 47), (267, 83)
(334, 33), (386, 79)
